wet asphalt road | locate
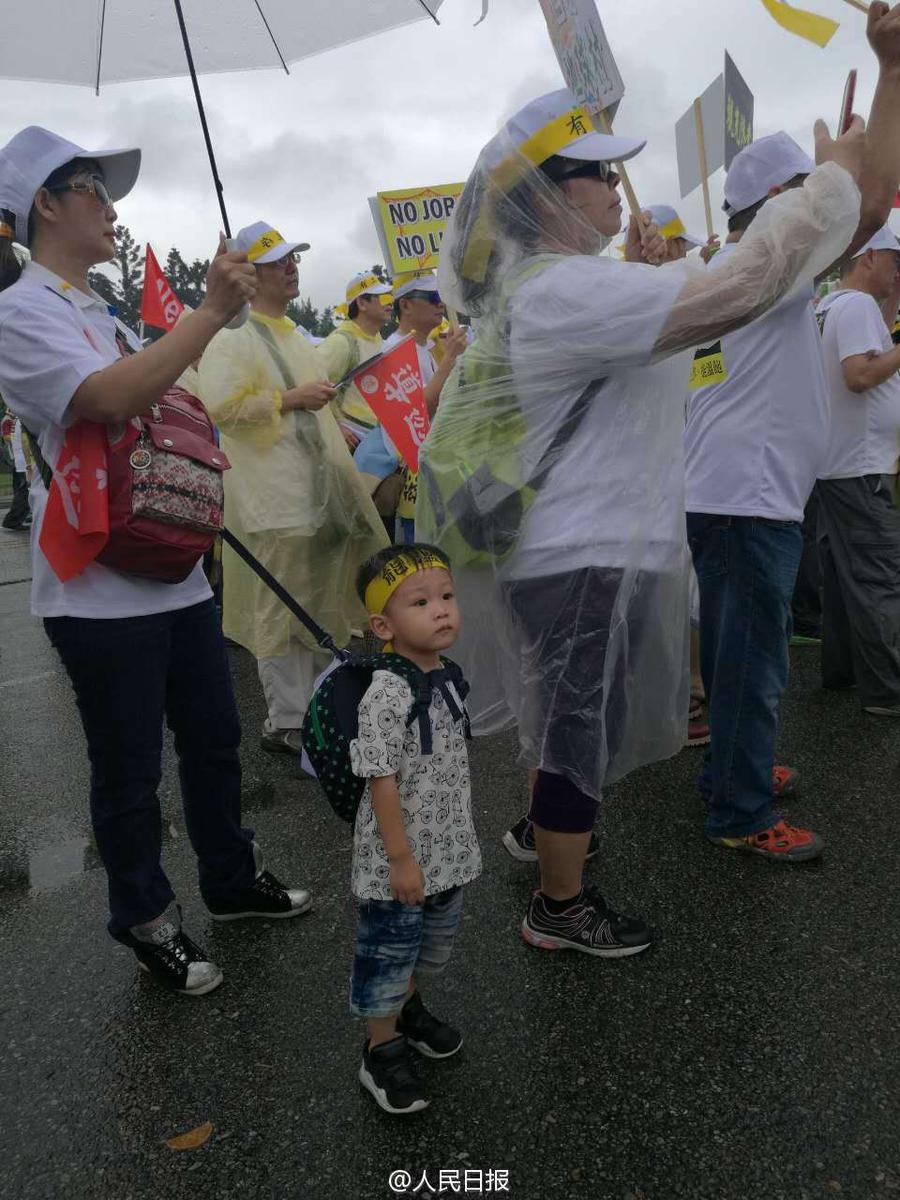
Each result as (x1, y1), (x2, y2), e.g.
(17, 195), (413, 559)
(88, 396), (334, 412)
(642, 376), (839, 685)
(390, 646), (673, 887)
(1, 528), (900, 1200)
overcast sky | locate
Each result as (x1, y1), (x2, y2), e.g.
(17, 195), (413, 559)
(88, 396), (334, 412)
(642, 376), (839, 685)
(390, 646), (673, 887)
(0, 0), (893, 310)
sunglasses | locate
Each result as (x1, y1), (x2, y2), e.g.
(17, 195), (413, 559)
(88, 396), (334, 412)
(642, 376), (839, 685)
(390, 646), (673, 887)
(551, 160), (619, 186)
(406, 290), (442, 304)
(47, 175), (113, 209)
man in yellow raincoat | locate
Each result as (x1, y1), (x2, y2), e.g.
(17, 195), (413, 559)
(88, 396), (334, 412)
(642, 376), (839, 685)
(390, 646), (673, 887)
(199, 222), (388, 754)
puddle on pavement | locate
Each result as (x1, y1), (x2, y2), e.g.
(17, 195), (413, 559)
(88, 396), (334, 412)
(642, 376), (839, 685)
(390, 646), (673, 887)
(0, 820), (179, 895)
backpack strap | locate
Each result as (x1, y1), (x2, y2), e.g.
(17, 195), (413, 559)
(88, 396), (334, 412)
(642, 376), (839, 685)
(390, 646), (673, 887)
(381, 654), (471, 754)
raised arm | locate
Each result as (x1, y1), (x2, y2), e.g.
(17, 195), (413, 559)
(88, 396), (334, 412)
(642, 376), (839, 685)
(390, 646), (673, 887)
(656, 122), (865, 355)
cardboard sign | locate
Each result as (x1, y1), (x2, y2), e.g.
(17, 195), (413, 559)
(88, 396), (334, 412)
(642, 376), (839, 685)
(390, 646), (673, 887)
(538, 0), (624, 117)
(676, 75), (725, 199)
(351, 336), (430, 472)
(372, 183), (465, 275)
(724, 52), (754, 169)
(676, 52), (754, 198)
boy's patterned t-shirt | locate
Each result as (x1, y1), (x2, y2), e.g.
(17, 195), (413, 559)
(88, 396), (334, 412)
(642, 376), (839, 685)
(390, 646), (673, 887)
(349, 670), (482, 901)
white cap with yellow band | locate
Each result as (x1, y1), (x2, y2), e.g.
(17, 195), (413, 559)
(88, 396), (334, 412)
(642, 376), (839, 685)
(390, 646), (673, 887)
(234, 220), (310, 265)
(364, 548), (450, 616)
(646, 205), (704, 248)
(347, 270), (392, 303)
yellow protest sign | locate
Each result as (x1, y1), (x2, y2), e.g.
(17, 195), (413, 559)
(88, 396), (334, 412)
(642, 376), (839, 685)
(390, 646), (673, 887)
(373, 183), (465, 275)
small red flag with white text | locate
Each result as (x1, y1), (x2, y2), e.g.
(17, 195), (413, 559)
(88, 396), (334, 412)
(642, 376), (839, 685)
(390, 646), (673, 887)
(140, 244), (184, 331)
(350, 336), (430, 471)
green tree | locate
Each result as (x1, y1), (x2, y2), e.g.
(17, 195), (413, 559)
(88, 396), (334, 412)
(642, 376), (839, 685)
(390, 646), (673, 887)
(165, 247), (210, 311)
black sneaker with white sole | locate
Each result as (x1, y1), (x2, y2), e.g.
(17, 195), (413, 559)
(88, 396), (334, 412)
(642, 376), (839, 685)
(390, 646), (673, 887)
(396, 991), (463, 1059)
(116, 914), (223, 997)
(207, 842), (313, 922)
(359, 1036), (429, 1115)
(502, 815), (600, 864)
(521, 887), (651, 958)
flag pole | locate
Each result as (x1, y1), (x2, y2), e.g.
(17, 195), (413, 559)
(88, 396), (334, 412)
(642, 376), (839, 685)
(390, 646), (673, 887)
(842, 0), (869, 12)
(693, 98), (715, 240)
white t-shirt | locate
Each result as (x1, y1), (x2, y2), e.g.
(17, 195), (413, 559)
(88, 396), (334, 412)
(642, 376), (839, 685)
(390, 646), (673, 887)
(0, 262), (210, 618)
(507, 254), (691, 579)
(684, 245), (829, 523)
(382, 329), (437, 386)
(817, 288), (900, 479)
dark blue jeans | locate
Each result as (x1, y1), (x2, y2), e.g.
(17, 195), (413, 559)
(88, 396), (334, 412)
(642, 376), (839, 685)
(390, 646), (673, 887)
(686, 514), (803, 838)
(45, 598), (255, 937)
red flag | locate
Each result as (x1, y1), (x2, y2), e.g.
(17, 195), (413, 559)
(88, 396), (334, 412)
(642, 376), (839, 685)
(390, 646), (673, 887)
(140, 244), (184, 331)
(893, 191), (900, 209)
(351, 336), (430, 471)
(39, 422), (110, 581)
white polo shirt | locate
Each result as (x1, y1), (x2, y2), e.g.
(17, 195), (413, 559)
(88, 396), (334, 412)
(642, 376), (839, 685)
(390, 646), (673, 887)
(0, 262), (210, 618)
(684, 244), (830, 523)
(817, 288), (900, 479)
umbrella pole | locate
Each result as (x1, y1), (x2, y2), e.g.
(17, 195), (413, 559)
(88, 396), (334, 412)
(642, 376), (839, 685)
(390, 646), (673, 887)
(172, 0), (232, 238)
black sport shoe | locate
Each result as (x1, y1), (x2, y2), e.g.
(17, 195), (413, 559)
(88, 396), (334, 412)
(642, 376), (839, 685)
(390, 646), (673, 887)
(521, 887), (651, 958)
(359, 1036), (429, 1115)
(118, 911), (223, 997)
(207, 843), (312, 922)
(396, 991), (463, 1059)
(502, 815), (600, 864)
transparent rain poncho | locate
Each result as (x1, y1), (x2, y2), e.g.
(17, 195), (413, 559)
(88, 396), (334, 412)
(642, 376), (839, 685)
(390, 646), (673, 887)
(198, 312), (388, 659)
(417, 121), (860, 800)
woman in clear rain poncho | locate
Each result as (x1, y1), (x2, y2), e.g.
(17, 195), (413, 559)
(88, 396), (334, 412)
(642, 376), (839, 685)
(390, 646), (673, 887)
(417, 88), (863, 956)
(199, 222), (388, 754)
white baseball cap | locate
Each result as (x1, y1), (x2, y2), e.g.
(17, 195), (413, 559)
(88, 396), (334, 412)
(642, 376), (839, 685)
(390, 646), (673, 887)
(393, 272), (440, 300)
(852, 224), (900, 258)
(234, 220), (309, 265)
(647, 204), (705, 248)
(723, 132), (814, 218)
(346, 270), (392, 302)
(494, 88), (646, 175)
(0, 126), (140, 247)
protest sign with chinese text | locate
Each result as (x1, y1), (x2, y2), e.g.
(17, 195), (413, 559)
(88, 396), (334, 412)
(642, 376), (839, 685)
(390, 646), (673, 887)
(724, 52), (754, 169)
(677, 53), (754, 198)
(350, 336), (430, 472)
(141, 245), (184, 331)
(372, 183), (465, 276)
(538, 0), (624, 117)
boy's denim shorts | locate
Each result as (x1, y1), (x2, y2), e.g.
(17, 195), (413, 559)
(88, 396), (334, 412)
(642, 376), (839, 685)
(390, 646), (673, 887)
(350, 886), (464, 1018)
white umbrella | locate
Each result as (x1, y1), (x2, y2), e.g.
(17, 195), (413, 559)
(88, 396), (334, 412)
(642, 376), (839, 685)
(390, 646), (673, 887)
(0, 0), (450, 233)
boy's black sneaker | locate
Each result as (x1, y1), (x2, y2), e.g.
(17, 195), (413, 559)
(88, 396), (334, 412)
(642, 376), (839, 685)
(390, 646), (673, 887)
(359, 1036), (429, 1115)
(521, 887), (651, 958)
(397, 991), (463, 1059)
(502, 816), (600, 864)
(118, 916), (223, 997)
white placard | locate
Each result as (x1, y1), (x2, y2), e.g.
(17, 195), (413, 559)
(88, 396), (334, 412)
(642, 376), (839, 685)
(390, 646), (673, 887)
(538, 0), (625, 117)
(675, 74), (726, 199)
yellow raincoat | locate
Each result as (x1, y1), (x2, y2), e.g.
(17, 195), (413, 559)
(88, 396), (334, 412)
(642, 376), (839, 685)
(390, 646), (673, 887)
(198, 311), (388, 658)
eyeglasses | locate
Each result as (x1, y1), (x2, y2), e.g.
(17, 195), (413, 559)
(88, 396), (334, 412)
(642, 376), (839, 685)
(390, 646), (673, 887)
(46, 175), (113, 209)
(406, 290), (442, 305)
(262, 251), (301, 268)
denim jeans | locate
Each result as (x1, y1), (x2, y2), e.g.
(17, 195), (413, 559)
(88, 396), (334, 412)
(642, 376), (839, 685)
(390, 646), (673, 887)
(686, 514), (803, 838)
(45, 598), (255, 936)
(350, 886), (464, 1017)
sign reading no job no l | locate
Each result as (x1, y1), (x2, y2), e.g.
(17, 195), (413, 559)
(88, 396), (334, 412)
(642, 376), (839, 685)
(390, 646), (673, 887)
(371, 182), (465, 275)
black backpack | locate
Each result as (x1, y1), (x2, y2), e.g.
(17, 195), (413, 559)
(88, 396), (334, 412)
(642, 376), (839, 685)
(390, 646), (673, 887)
(301, 652), (470, 823)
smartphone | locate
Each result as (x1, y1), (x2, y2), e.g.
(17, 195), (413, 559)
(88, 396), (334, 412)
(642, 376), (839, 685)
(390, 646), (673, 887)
(839, 69), (858, 135)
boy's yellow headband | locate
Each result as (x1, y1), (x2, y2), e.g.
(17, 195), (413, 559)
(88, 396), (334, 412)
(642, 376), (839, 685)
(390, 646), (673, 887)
(364, 550), (449, 615)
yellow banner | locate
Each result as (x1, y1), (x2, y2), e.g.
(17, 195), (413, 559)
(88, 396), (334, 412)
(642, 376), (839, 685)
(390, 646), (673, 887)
(375, 182), (465, 275)
(758, 0), (839, 48)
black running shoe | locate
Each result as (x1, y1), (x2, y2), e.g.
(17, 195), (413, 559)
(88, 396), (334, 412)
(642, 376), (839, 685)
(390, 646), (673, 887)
(359, 1036), (429, 1115)
(118, 915), (223, 996)
(397, 991), (463, 1059)
(521, 887), (651, 958)
(502, 816), (600, 864)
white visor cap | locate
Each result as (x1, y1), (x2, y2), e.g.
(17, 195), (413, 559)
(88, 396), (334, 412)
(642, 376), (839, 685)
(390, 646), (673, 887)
(647, 204), (705, 248)
(0, 125), (140, 246)
(852, 224), (900, 258)
(493, 88), (645, 171)
(723, 131), (814, 218)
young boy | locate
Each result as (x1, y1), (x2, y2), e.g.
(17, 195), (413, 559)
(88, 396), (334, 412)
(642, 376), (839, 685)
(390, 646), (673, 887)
(350, 544), (482, 1115)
